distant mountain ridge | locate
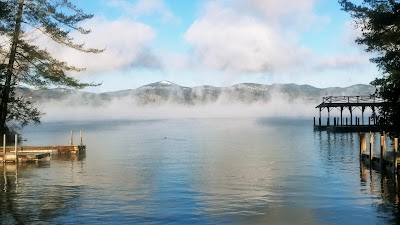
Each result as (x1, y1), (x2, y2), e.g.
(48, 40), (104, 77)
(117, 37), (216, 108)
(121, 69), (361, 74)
(16, 81), (376, 106)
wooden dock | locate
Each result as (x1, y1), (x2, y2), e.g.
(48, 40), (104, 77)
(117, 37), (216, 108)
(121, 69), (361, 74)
(1, 130), (86, 163)
(314, 95), (386, 132)
(0, 145), (85, 163)
(0, 152), (50, 163)
(359, 132), (399, 175)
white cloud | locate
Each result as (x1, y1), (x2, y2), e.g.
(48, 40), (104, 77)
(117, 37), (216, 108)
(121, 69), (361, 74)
(183, 2), (310, 74)
(231, 0), (317, 29)
(314, 54), (371, 71)
(34, 17), (160, 74)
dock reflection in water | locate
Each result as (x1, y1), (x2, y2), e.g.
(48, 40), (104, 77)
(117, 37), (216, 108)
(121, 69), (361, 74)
(360, 160), (400, 224)
(0, 155), (85, 224)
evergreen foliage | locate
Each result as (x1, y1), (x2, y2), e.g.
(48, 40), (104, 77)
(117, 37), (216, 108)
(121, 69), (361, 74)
(339, 0), (400, 135)
(0, 0), (102, 134)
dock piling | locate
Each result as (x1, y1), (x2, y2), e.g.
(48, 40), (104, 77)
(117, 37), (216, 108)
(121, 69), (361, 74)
(14, 134), (18, 163)
(394, 138), (398, 175)
(370, 132), (374, 161)
(360, 133), (366, 158)
(381, 135), (386, 169)
(3, 134), (5, 155)
(70, 130), (73, 146)
(80, 130), (83, 146)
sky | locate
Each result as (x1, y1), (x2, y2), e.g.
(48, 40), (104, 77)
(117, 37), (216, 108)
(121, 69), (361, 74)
(53, 0), (380, 92)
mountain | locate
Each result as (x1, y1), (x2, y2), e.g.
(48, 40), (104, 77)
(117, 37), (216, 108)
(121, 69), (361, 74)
(16, 81), (377, 106)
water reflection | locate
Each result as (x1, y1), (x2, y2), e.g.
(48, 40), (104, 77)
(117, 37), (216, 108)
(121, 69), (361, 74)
(3, 119), (400, 224)
(0, 157), (85, 224)
(359, 159), (400, 224)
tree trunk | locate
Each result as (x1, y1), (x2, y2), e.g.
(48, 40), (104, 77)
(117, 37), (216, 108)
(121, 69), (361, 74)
(0, 0), (24, 134)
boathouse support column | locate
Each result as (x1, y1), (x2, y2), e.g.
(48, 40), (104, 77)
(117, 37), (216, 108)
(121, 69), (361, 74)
(349, 106), (353, 125)
(372, 106), (376, 125)
(340, 107), (343, 126)
(362, 106), (365, 125)
(327, 107), (331, 126)
(319, 108), (322, 127)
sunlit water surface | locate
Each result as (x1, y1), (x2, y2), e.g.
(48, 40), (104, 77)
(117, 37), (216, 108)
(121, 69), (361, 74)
(1, 118), (399, 224)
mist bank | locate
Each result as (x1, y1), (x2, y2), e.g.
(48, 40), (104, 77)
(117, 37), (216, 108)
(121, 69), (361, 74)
(20, 81), (375, 121)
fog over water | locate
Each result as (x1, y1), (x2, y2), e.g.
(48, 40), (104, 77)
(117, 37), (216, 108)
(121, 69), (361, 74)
(38, 92), (317, 122)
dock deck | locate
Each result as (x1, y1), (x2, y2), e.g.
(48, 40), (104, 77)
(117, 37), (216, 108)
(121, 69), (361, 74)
(0, 145), (86, 163)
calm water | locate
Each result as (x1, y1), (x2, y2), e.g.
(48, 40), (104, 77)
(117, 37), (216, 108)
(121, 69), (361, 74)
(1, 118), (399, 224)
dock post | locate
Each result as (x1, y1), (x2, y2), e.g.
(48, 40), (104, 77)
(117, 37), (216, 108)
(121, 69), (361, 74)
(346, 118), (348, 126)
(3, 134), (5, 156)
(327, 118), (330, 126)
(80, 130), (83, 146)
(383, 131), (386, 147)
(370, 132), (374, 161)
(14, 134), (17, 163)
(70, 130), (73, 146)
(360, 133), (366, 158)
(394, 138), (398, 175)
(334, 117), (336, 127)
(381, 135), (386, 170)
(314, 117), (315, 126)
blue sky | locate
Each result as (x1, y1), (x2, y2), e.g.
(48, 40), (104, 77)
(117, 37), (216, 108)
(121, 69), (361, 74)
(58, 0), (380, 92)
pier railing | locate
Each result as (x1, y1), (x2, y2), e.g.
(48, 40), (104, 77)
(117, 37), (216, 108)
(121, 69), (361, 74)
(321, 95), (384, 104)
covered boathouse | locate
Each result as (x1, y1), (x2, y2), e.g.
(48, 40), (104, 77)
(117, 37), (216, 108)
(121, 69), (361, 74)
(314, 95), (386, 132)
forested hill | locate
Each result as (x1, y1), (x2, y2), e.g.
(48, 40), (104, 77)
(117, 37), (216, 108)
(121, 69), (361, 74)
(16, 81), (376, 106)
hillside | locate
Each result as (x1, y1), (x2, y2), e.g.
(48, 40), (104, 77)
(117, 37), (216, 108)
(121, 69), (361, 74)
(16, 81), (376, 106)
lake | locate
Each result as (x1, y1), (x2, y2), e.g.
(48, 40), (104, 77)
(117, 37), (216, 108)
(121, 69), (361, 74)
(0, 118), (399, 224)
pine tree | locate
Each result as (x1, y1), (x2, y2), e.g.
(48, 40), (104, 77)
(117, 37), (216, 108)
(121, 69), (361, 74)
(339, 0), (400, 136)
(0, 0), (102, 134)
